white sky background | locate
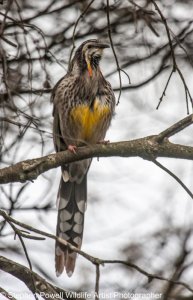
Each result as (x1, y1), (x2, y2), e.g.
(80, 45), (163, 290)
(1, 0), (193, 298)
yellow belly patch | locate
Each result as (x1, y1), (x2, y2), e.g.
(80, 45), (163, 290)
(70, 99), (110, 141)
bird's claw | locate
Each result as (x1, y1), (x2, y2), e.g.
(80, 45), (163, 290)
(68, 145), (77, 154)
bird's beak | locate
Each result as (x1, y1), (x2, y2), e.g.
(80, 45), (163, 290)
(97, 43), (110, 49)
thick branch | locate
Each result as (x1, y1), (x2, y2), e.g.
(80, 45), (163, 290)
(0, 256), (80, 300)
(2, 140), (193, 185)
(1, 138), (193, 184)
(1, 114), (193, 184)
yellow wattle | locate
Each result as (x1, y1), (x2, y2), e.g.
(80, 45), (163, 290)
(87, 61), (93, 77)
(70, 99), (110, 141)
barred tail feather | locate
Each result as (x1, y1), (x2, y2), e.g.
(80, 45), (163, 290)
(55, 176), (87, 277)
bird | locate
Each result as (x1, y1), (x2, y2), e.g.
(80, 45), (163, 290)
(51, 39), (115, 277)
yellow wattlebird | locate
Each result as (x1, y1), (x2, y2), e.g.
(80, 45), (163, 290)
(51, 39), (115, 276)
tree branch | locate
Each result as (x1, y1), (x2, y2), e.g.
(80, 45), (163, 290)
(0, 286), (17, 300)
(151, 0), (193, 112)
(0, 211), (193, 294)
(0, 137), (193, 184)
(1, 114), (193, 184)
(156, 114), (193, 142)
(0, 256), (81, 300)
(106, 0), (123, 105)
(152, 159), (193, 199)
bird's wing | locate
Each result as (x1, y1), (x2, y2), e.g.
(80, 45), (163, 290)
(51, 74), (75, 151)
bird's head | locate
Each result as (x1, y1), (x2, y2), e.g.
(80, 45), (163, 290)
(69, 39), (110, 77)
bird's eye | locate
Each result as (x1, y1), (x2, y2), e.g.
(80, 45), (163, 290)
(93, 55), (101, 59)
(87, 45), (92, 49)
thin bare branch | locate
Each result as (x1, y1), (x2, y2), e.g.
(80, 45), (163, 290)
(69, 0), (95, 65)
(106, 0), (122, 105)
(152, 159), (193, 200)
(151, 0), (193, 112)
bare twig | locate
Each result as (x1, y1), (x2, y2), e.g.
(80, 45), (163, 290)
(102, 259), (193, 293)
(0, 117), (54, 139)
(5, 218), (39, 300)
(106, 0), (122, 105)
(151, 0), (193, 112)
(156, 69), (174, 110)
(113, 64), (168, 91)
(68, 0), (95, 66)
(150, 0), (176, 68)
(162, 229), (191, 299)
(177, 67), (193, 112)
(152, 159), (193, 199)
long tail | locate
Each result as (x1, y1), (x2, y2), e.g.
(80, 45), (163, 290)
(55, 175), (87, 277)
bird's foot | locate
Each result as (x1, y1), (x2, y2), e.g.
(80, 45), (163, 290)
(68, 145), (77, 154)
(98, 140), (110, 145)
